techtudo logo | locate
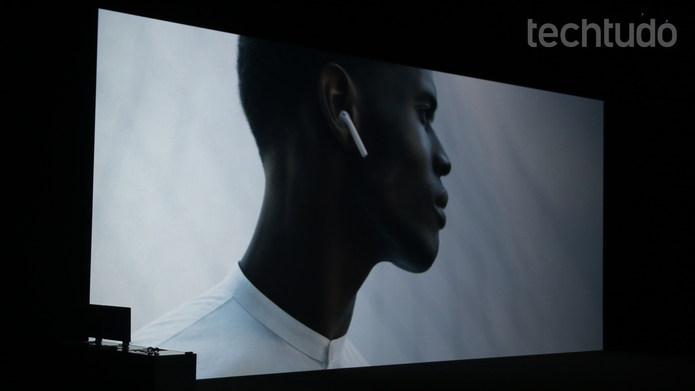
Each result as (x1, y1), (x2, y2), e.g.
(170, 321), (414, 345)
(528, 19), (677, 47)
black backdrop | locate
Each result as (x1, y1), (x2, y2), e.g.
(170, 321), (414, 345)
(12, 1), (692, 389)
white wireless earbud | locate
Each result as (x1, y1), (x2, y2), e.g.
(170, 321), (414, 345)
(338, 111), (368, 158)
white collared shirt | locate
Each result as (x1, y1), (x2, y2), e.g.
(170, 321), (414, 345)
(131, 262), (369, 379)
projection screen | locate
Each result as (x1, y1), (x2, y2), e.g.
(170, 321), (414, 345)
(90, 9), (603, 378)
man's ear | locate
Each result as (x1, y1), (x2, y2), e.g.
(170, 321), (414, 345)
(319, 63), (361, 152)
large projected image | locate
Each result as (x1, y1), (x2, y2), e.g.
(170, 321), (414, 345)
(91, 9), (603, 379)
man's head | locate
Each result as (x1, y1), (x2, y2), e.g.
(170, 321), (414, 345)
(237, 36), (451, 273)
(237, 36), (377, 162)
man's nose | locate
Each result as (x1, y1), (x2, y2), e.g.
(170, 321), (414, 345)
(432, 133), (451, 177)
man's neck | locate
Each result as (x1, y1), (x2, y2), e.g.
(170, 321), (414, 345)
(239, 174), (376, 340)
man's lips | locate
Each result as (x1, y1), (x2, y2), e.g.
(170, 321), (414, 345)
(436, 206), (447, 229)
(435, 189), (449, 229)
(435, 189), (449, 209)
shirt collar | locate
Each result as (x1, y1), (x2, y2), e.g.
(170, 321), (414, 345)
(227, 262), (347, 365)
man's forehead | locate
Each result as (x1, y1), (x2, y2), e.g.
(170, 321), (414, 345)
(375, 64), (436, 96)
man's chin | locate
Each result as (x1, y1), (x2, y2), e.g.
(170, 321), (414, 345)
(392, 242), (439, 273)
(377, 227), (440, 273)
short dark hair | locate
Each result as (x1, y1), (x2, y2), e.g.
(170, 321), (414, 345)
(237, 36), (378, 160)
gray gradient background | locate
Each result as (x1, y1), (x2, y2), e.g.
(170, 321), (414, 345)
(91, 10), (603, 368)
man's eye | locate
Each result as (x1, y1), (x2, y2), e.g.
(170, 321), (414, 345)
(417, 106), (431, 123)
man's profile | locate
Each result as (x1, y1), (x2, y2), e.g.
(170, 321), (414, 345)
(131, 36), (451, 379)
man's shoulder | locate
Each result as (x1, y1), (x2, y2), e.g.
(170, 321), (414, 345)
(132, 291), (327, 378)
(128, 269), (323, 378)
(131, 284), (236, 347)
(131, 268), (246, 347)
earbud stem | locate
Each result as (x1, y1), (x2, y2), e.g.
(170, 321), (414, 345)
(339, 111), (368, 158)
